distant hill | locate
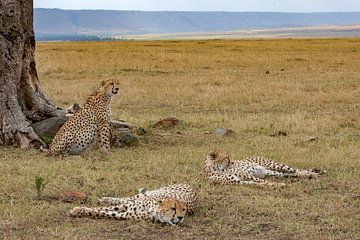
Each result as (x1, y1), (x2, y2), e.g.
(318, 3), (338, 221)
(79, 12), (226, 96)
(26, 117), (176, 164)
(34, 9), (360, 40)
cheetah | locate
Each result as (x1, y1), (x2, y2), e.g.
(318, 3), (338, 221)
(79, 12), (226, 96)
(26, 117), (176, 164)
(70, 184), (198, 226)
(47, 79), (119, 156)
(204, 149), (322, 186)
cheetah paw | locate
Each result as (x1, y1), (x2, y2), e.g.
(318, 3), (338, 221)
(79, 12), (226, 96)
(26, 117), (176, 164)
(69, 207), (82, 217)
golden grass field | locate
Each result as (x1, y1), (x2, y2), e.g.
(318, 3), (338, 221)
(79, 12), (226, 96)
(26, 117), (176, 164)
(1, 39), (360, 239)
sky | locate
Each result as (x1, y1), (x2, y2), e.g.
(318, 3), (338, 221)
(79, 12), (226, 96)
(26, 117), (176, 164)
(34, 0), (360, 12)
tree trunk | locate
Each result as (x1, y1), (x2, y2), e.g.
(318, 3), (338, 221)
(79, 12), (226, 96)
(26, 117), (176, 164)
(0, 0), (67, 148)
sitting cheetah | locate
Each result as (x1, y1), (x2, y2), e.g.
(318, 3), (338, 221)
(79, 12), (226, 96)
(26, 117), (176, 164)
(47, 79), (119, 156)
(204, 149), (322, 187)
(70, 184), (198, 226)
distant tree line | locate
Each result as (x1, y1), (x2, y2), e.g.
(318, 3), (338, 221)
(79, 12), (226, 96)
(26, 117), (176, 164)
(35, 34), (133, 42)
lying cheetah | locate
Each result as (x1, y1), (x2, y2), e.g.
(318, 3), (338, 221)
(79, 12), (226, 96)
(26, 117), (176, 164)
(48, 79), (119, 156)
(70, 184), (198, 225)
(204, 149), (321, 186)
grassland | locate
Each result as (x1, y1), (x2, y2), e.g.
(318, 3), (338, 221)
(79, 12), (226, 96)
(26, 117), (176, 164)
(1, 39), (360, 239)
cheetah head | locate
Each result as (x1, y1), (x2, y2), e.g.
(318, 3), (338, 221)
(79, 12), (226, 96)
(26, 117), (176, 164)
(205, 149), (232, 171)
(99, 79), (120, 97)
(156, 198), (187, 225)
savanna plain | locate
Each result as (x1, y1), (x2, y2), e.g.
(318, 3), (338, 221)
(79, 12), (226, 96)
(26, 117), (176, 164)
(1, 39), (360, 239)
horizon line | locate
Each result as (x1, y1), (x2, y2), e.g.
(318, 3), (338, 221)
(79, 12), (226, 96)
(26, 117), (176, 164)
(34, 8), (360, 14)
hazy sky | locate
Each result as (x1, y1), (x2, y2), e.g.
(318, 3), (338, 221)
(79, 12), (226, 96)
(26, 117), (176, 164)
(34, 0), (360, 12)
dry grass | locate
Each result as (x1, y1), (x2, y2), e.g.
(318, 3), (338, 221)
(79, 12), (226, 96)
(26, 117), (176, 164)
(1, 39), (360, 239)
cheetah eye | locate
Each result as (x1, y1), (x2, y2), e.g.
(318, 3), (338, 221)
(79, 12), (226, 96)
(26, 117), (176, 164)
(182, 208), (186, 211)
(171, 207), (176, 211)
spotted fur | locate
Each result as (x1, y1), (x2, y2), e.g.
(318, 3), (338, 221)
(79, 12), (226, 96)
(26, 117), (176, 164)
(70, 184), (198, 225)
(48, 79), (119, 156)
(234, 156), (320, 179)
(204, 149), (320, 186)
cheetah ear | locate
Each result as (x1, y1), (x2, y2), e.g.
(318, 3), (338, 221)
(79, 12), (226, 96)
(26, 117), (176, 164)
(210, 151), (217, 159)
(100, 80), (107, 86)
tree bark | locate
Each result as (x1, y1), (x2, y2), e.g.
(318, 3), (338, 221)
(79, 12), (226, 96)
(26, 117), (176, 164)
(0, 0), (67, 148)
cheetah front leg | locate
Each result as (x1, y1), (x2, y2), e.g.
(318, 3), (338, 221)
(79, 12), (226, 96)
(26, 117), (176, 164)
(70, 204), (129, 219)
(98, 195), (140, 205)
(98, 197), (128, 205)
(98, 120), (111, 153)
(236, 161), (286, 179)
(243, 157), (320, 179)
(209, 172), (285, 187)
(47, 137), (74, 157)
(239, 172), (286, 187)
(99, 189), (148, 205)
(70, 203), (151, 221)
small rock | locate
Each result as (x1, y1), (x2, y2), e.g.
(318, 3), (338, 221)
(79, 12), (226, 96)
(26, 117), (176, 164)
(152, 117), (183, 128)
(280, 68), (285, 71)
(265, 70), (270, 74)
(215, 128), (234, 137)
(113, 133), (139, 148)
(121, 134), (139, 146)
